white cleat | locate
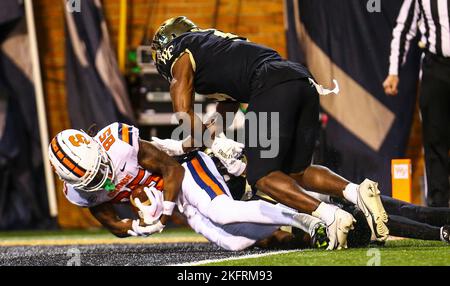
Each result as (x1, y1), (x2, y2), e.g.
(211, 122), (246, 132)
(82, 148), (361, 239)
(326, 209), (356, 250)
(357, 179), (389, 242)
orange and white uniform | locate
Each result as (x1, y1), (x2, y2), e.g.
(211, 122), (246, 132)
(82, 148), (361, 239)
(64, 122), (233, 210)
(64, 123), (163, 207)
(64, 122), (316, 251)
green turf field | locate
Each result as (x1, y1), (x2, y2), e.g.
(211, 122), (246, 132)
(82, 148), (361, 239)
(203, 240), (450, 266)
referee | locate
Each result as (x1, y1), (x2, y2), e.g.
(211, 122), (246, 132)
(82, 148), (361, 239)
(383, 0), (450, 207)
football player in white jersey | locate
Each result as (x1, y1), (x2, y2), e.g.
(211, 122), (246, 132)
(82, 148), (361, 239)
(50, 123), (184, 236)
(49, 123), (337, 249)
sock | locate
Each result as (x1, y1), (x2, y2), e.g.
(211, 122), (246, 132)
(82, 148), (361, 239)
(312, 202), (338, 226)
(298, 213), (324, 236)
(275, 203), (323, 235)
(302, 189), (332, 203)
(343, 183), (359, 204)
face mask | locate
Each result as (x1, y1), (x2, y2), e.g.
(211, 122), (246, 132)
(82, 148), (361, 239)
(103, 178), (116, 192)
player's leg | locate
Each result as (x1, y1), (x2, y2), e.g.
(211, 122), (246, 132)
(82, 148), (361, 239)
(271, 81), (348, 202)
(207, 195), (326, 234)
(290, 166), (349, 198)
(300, 187), (332, 203)
(254, 229), (310, 250)
(246, 80), (355, 249)
(292, 167), (389, 241)
(182, 152), (326, 234)
(250, 194), (330, 249)
(185, 203), (328, 251)
(381, 195), (450, 227)
(387, 215), (443, 241)
(245, 80), (322, 214)
(283, 79), (388, 241)
(184, 204), (266, 251)
(181, 152), (336, 246)
(343, 199), (450, 244)
(273, 203), (326, 237)
(253, 171), (321, 214)
(254, 228), (328, 250)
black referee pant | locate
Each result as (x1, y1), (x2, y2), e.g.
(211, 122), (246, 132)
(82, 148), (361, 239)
(420, 53), (450, 207)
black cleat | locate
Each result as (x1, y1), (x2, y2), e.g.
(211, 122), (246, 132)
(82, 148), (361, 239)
(441, 226), (450, 243)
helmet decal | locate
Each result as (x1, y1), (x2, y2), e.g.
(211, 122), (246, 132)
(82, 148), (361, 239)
(68, 133), (91, 147)
(157, 45), (174, 65)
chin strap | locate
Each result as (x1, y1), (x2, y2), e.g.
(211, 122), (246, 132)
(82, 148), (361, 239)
(309, 78), (340, 96)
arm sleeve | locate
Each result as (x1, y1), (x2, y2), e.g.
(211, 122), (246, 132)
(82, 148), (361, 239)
(388, 0), (420, 76)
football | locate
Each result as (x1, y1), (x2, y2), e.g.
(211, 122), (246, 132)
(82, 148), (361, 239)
(129, 185), (164, 224)
(130, 185), (152, 215)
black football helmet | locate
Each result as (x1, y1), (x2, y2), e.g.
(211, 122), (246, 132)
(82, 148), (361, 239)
(151, 16), (198, 64)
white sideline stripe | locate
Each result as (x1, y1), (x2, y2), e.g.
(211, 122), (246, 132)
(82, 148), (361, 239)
(170, 249), (301, 266)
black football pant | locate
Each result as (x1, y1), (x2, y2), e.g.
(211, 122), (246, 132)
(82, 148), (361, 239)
(245, 78), (319, 186)
(382, 196), (450, 240)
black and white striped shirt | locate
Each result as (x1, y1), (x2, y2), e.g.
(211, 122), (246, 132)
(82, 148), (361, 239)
(389, 0), (450, 75)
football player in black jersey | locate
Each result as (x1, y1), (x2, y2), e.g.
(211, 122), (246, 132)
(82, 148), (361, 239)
(150, 16), (389, 249)
(210, 153), (450, 248)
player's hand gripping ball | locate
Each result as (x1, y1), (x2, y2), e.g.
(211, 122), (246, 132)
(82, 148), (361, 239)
(130, 185), (164, 224)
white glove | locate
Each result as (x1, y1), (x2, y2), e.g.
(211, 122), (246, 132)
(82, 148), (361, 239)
(221, 158), (246, 176)
(127, 219), (165, 237)
(134, 186), (164, 225)
(151, 137), (185, 156)
(211, 133), (244, 161)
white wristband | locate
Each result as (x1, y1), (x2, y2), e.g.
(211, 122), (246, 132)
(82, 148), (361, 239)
(162, 201), (176, 216)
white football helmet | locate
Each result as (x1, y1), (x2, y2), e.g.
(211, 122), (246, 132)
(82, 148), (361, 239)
(48, 129), (115, 192)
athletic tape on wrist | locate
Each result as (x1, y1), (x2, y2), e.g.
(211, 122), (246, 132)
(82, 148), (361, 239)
(162, 201), (176, 216)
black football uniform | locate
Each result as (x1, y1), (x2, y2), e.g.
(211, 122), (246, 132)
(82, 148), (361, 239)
(220, 168), (449, 247)
(157, 29), (320, 186)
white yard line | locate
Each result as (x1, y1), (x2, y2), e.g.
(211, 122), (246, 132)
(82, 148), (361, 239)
(171, 249), (301, 266)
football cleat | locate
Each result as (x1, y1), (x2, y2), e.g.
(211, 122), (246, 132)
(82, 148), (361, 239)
(441, 226), (450, 243)
(326, 209), (356, 250)
(357, 179), (389, 242)
(310, 222), (329, 249)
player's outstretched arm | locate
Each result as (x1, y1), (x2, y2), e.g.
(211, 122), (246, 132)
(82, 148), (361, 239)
(137, 139), (185, 226)
(89, 202), (133, 238)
